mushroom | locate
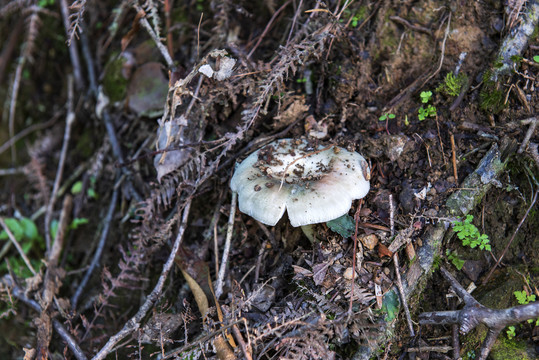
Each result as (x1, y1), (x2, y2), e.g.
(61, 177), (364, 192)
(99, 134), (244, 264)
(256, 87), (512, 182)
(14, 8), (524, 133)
(230, 138), (370, 236)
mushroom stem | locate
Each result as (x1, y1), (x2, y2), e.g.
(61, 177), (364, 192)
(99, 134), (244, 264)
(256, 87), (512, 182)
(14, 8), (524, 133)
(301, 224), (317, 243)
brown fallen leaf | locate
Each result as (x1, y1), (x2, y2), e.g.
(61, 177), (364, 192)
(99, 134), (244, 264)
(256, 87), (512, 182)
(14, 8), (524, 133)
(378, 243), (393, 258)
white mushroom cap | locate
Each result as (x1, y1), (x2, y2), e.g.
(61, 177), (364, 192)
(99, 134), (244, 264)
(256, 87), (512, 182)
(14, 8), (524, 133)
(230, 139), (370, 227)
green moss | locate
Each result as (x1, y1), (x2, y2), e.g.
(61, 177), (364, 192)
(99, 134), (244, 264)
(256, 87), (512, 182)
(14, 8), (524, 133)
(437, 72), (468, 97)
(490, 336), (534, 360)
(102, 53), (129, 102)
(479, 79), (505, 114)
(462, 326), (533, 359)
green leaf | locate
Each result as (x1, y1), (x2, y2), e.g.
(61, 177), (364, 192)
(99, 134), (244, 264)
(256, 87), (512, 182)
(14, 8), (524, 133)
(382, 290), (400, 322)
(0, 218), (24, 241)
(87, 188), (97, 199)
(420, 91), (432, 103)
(50, 219), (59, 240)
(70, 218), (89, 230)
(534, 55), (539, 63)
(514, 290), (527, 305)
(447, 250), (465, 270)
(71, 181), (83, 194)
(506, 326), (515, 339)
(326, 214), (355, 238)
(19, 218), (39, 241)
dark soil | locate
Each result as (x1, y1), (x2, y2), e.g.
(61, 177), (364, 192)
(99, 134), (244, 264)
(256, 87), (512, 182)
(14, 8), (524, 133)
(0, 1), (538, 359)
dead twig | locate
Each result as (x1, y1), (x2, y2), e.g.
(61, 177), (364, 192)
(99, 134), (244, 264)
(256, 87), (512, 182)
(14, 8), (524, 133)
(38, 195), (72, 357)
(450, 133), (458, 183)
(132, 4), (174, 69)
(3, 276), (88, 360)
(0, 114), (59, 156)
(389, 15), (432, 36)
(215, 192), (237, 298)
(286, 0), (304, 45)
(393, 254), (415, 337)
(419, 267), (539, 360)
(91, 199), (192, 360)
(0, 167), (26, 176)
(232, 322), (253, 360)
(247, 0), (293, 59)
(518, 116), (537, 154)
(349, 200), (362, 317)
(44, 76), (75, 252)
(71, 187), (118, 309)
(60, 0), (84, 89)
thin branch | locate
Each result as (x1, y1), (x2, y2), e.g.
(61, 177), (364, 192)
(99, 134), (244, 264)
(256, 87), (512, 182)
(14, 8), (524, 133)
(419, 267), (539, 360)
(390, 15), (432, 36)
(3, 276), (88, 360)
(38, 195), (73, 356)
(44, 76), (75, 252)
(450, 133), (458, 183)
(6, 47), (25, 163)
(393, 253), (415, 337)
(133, 3), (174, 69)
(247, 0), (292, 59)
(71, 187), (118, 309)
(518, 116), (537, 154)
(91, 199), (192, 360)
(0, 114), (59, 156)
(0, 167), (26, 176)
(215, 192), (237, 298)
(60, 0), (84, 89)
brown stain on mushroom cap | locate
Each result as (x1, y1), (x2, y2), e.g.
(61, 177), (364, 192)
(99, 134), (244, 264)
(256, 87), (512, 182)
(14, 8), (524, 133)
(230, 139), (370, 227)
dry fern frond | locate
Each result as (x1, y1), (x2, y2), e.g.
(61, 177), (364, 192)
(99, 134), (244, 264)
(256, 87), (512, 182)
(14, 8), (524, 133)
(67, 0), (87, 45)
(140, 0), (162, 39)
(277, 332), (334, 360)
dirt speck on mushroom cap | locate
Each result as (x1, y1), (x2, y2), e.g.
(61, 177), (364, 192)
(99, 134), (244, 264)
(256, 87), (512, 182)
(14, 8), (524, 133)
(230, 139), (370, 227)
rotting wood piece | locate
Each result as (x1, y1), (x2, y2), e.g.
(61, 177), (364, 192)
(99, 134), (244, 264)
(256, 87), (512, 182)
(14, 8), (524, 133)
(419, 267), (539, 360)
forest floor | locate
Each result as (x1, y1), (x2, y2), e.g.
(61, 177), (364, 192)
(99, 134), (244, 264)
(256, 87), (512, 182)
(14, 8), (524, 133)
(0, 1), (538, 359)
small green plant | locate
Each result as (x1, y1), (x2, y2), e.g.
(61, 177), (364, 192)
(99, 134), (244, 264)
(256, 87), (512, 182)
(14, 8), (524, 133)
(446, 250), (465, 270)
(0, 217), (43, 278)
(534, 55), (539, 63)
(379, 112), (395, 121)
(437, 72), (468, 97)
(71, 177), (98, 199)
(513, 291), (539, 324)
(351, 15), (360, 27)
(418, 105), (436, 121)
(38, 0), (55, 8)
(465, 350), (476, 359)
(452, 215), (491, 251)
(506, 326), (516, 339)
(420, 90), (432, 103)
(418, 91), (436, 121)
(514, 290), (536, 305)
(50, 217), (89, 240)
